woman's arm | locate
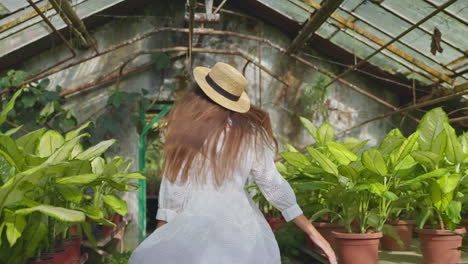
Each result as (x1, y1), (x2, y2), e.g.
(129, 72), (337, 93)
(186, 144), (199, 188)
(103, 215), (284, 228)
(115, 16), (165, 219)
(293, 214), (337, 264)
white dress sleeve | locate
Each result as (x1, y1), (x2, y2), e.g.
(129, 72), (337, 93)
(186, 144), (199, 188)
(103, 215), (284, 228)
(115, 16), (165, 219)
(251, 142), (303, 222)
(156, 176), (188, 222)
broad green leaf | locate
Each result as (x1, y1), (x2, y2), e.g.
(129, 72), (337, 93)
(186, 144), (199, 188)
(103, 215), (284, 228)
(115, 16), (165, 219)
(0, 88), (23, 126)
(4, 210), (26, 247)
(280, 152), (311, 169)
(24, 216), (47, 257)
(460, 132), (468, 153)
(284, 144), (299, 152)
(343, 137), (368, 153)
(378, 128), (405, 156)
(369, 182), (387, 196)
(297, 181), (334, 192)
(56, 184), (82, 203)
(390, 131), (419, 166)
(64, 160), (92, 176)
(382, 224), (403, 248)
(118, 173), (145, 180)
(416, 207), (432, 229)
(306, 147), (338, 176)
(16, 128), (46, 155)
(45, 134), (87, 163)
(309, 208), (339, 222)
(103, 194), (128, 216)
(445, 200), (462, 225)
(437, 173), (460, 194)
(65, 121), (92, 141)
(81, 222), (96, 247)
(430, 181), (453, 211)
(393, 155), (417, 177)
(0, 135), (25, 171)
(443, 123), (463, 164)
(362, 149), (387, 176)
(276, 162), (288, 175)
(82, 205), (104, 220)
(75, 139), (116, 160)
(70, 144), (84, 159)
(37, 130), (65, 158)
(338, 165), (359, 182)
(3, 126), (22, 136)
(91, 157), (105, 174)
(56, 173), (99, 185)
(316, 123), (334, 146)
(383, 191), (399, 201)
(410, 151), (440, 171)
(299, 117), (318, 140)
(418, 107), (449, 152)
(327, 142), (358, 165)
(400, 168), (448, 186)
(351, 184), (370, 192)
(15, 205), (85, 222)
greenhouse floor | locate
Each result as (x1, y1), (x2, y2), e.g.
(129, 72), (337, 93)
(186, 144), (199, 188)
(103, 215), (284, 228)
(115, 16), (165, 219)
(378, 240), (468, 264)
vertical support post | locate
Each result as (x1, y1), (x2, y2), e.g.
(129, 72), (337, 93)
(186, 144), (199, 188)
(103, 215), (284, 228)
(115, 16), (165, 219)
(138, 104), (172, 242)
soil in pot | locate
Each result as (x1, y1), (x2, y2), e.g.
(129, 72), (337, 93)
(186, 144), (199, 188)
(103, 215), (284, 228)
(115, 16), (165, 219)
(29, 256), (54, 264)
(416, 227), (466, 264)
(55, 236), (81, 261)
(332, 231), (383, 264)
(43, 249), (73, 264)
(381, 220), (415, 251)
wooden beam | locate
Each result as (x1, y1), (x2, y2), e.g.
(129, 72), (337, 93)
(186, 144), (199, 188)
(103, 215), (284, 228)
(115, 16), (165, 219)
(287, 0), (344, 53)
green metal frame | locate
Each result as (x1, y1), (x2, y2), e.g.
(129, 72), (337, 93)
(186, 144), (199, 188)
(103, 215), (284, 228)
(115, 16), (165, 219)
(138, 103), (172, 242)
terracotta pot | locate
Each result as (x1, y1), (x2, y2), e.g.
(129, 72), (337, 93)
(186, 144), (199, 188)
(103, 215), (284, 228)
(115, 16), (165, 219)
(29, 256), (54, 264)
(43, 249), (73, 264)
(332, 231), (383, 264)
(265, 216), (286, 231)
(100, 214), (122, 239)
(310, 222), (346, 249)
(381, 220), (415, 251)
(55, 237), (81, 261)
(416, 228), (466, 264)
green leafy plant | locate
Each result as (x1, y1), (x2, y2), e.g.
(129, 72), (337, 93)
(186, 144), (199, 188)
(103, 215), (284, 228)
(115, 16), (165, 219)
(0, 94), (144, 264)
(411, 108), (467, 231)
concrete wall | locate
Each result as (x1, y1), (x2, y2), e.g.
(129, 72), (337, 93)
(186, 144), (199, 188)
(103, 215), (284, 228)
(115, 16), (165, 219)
(19, 0), (400, 250)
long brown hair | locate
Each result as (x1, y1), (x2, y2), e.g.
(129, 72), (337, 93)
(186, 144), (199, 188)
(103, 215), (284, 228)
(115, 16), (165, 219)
(162, 84), (277, 185)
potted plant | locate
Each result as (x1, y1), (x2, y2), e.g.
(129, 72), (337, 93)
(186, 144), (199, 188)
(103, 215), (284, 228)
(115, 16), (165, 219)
(410, 108), (467, 264)
(281, 118), (368, 248)
(0, 92), (143, 264)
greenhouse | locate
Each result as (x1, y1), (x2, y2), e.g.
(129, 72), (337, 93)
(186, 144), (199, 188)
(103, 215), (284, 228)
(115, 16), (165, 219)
(0, 0), (467, 263)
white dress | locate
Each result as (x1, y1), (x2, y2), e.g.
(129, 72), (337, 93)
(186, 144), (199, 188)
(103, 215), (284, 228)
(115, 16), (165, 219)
(129, 139), (303, 264)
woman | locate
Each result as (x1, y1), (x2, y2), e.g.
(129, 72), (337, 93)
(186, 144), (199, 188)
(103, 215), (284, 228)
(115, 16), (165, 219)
(129, 62), (337, 264)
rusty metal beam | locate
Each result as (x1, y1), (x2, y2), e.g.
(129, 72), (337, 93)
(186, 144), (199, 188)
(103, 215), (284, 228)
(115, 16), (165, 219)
(26, 0), (76, 78)
(49, 0), (98, 53)
(317, 0), (457, 90)
(302, 0), (454, 84)
(288, 0), (344, 53)
(338, 82), (468, 135)
(0, 3), (53, 34)
(61, 46), (289, 97)
(5, 27), (418, 123)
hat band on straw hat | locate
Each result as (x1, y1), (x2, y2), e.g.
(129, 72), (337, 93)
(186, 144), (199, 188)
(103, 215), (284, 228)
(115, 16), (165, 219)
(205, 74), (240, 101)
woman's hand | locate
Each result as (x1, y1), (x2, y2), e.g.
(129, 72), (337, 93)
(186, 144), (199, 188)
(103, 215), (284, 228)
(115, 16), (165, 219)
(292, 214), (337, 264)
(309, 234), (337, 264)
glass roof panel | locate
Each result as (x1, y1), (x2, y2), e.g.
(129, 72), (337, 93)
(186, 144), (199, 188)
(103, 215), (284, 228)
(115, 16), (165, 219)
(341, 0), (364, 12)
(382, 0), (436, 23)
(258, 0), (309, 23)
(420, 13), (468, 51)
(399, 28), (463, 65)
(316, 21), (338, 39)
(353, 1), (412, 37)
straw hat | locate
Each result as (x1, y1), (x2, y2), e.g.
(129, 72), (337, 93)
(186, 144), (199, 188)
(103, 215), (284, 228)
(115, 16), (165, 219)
(193, 62), (251, 113)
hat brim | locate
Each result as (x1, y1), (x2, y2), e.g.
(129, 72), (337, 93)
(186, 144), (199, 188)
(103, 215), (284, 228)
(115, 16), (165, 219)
(193, 66), (251, 113)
